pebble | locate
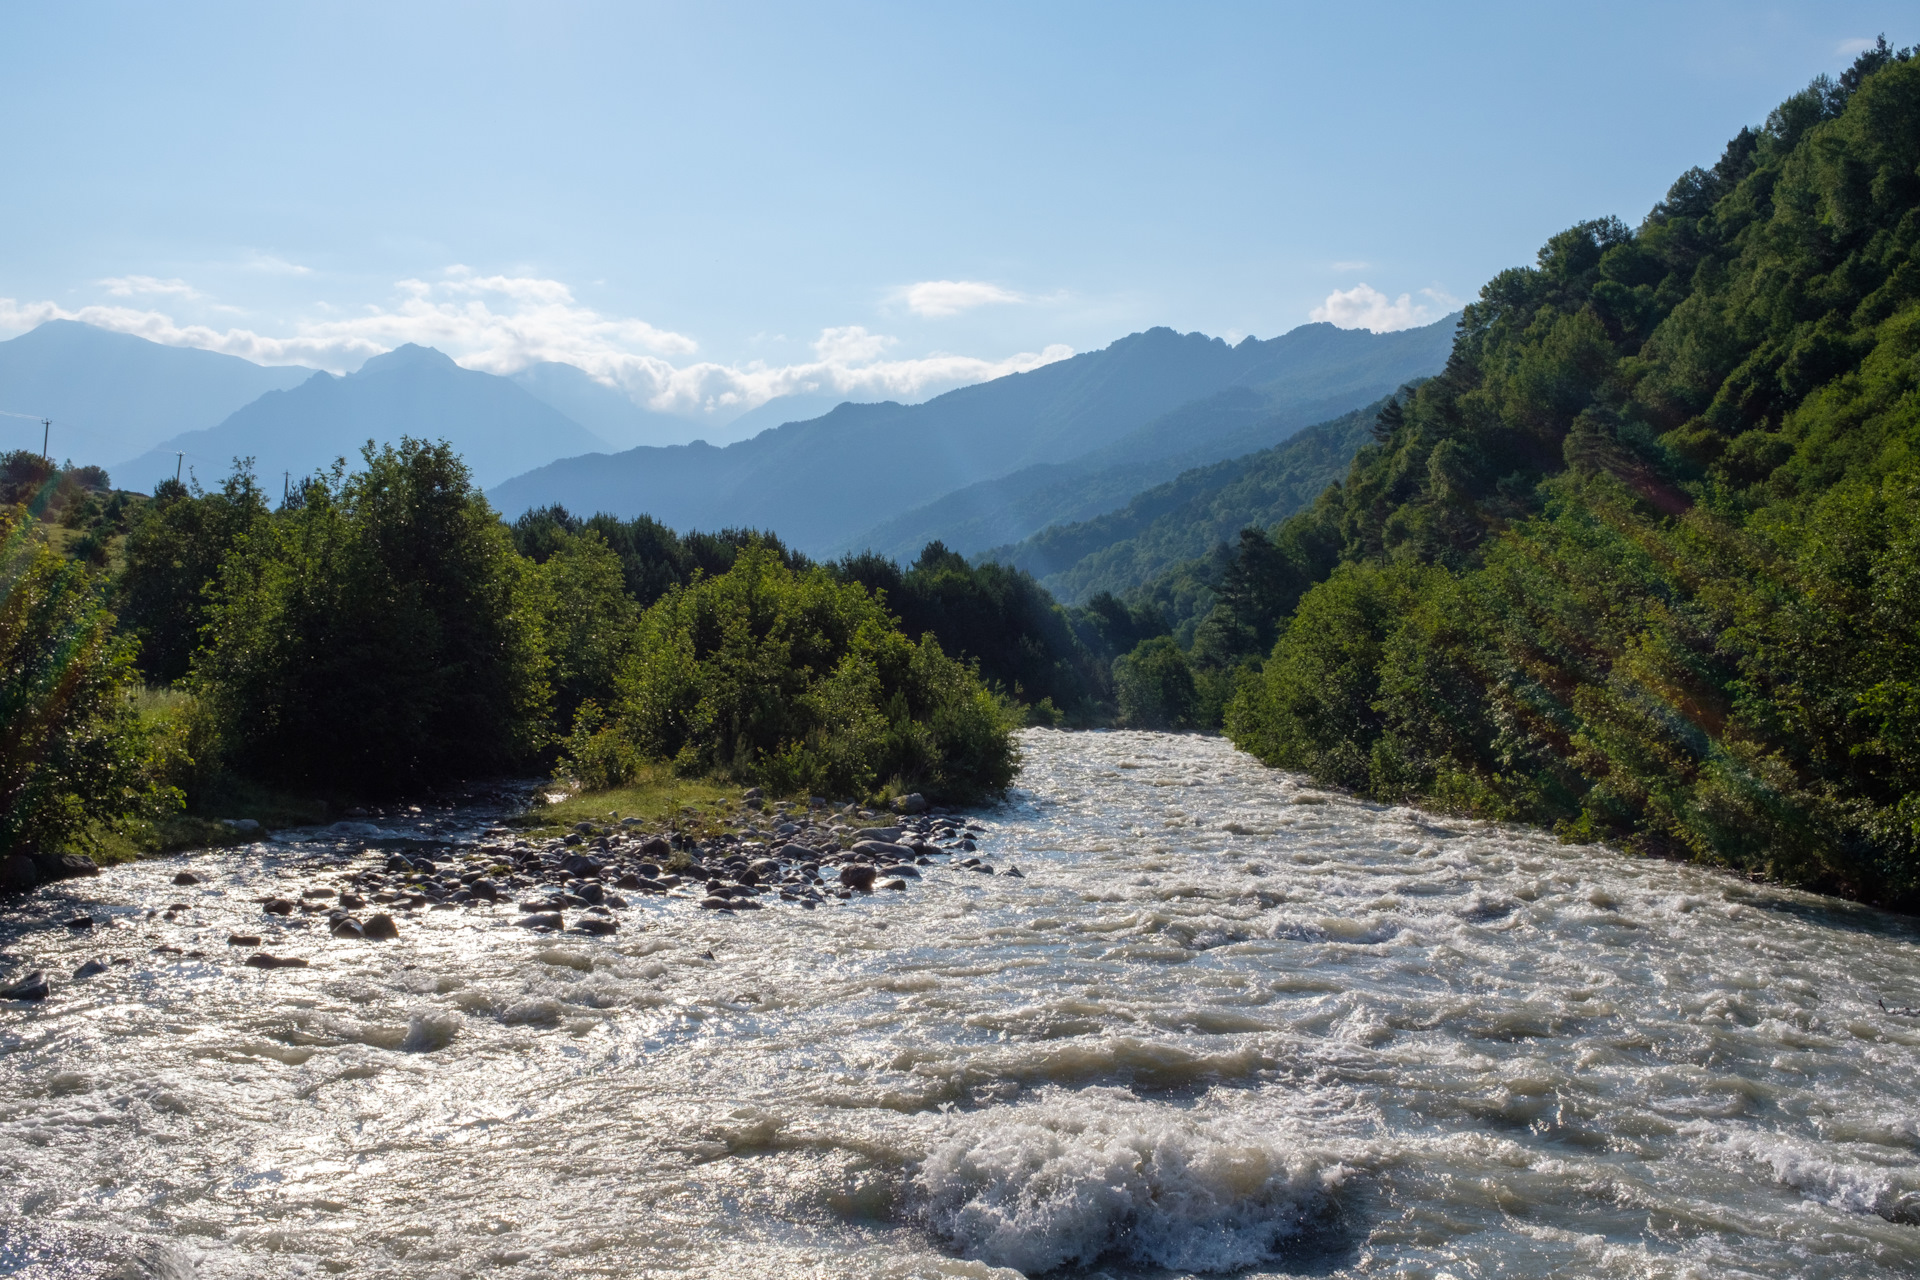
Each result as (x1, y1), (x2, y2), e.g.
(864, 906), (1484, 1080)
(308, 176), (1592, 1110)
(263, 898), (294, 915)
(227, 933), (263, 947)
(244, 954), (308, 970)
(65, 915), (94, 930)
(173, 871), (200, 886)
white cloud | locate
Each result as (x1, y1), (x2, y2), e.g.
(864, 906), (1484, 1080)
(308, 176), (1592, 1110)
(1837, 37), (1877, 56)
(98, 275), (205, 300)
(242, 253), (313, 275)
(1310, 283), (1457, 333)
(900, 279), (1023, 318)
(0, 269), (1074, 419)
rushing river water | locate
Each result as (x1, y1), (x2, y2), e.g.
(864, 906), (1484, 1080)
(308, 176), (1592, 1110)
(4, 729), (1920, 1278)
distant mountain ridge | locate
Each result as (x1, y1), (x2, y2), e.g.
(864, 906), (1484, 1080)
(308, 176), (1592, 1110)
(0, 320), (309, 470)
(116, 344), (611, 490)
(488, 317), (1457, 555)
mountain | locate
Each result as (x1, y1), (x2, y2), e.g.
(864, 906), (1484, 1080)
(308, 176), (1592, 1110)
(115, 344), (610, 490)
(487, 317), (1456, 554)
(712, 391), (853, 442)
(0, 320), (309, 475)
(985, 393), (1391, 603)
(509, 362), (704, 449)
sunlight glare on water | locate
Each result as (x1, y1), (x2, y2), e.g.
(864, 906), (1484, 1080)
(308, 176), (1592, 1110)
(3, 729), (1919, 1277)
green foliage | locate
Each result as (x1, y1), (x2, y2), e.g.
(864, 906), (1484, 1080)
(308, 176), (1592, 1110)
(1114, 636), (1200, 730)
(118, 470), (268, 684)
(535, 528), (638, 725)
(573, 544), (1018, 803)
(194, 439), (550, 795)
(835, 541), (1113, 722)
(0, 507), (181, 856)
(1228, 48), (1920, 906)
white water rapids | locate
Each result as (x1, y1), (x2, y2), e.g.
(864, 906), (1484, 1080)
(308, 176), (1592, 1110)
(3, 729), (1920, 1278)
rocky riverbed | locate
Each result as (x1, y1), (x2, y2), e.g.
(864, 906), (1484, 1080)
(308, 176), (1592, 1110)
(4, 730), (1920, 1278)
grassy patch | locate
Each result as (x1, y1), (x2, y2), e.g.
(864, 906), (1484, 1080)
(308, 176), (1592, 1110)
(511, 763), (747, 840)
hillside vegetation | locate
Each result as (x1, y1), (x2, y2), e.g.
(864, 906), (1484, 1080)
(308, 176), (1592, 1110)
(1227, 43), (1920, 906)
(988, 393), (1392, 604)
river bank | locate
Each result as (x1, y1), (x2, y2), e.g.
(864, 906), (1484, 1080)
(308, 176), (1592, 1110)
(3, 729), (1919, 1277)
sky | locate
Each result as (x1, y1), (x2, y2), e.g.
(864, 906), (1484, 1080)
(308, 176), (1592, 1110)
(0, 1), (1909, 426)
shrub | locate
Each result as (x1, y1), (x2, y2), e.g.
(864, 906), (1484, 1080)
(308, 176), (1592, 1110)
(569, 544), (1018, 802)
(1114, 636), (1200, 730)
(0, 507), (181, 856)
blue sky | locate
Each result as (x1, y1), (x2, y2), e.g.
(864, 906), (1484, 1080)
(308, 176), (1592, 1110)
(0, 1), (1906, 425)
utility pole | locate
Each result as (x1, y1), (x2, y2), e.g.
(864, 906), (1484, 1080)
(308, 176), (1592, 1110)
(40, 418), (50, 463)
(175, 452), (184, 483)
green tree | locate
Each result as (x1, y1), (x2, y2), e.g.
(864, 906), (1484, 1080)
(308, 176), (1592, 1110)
(1, 507), (180, 856)
(118, 468), (269, 684)
(195, 439), (550, 795)
(1114, 636), (1200, 730)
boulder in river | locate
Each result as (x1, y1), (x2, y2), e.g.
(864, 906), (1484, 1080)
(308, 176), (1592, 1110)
(838, 865), (877, 891)
(227, 933), (262, 947)
(172, 870), (200, 886)
(573, 917), (618, 935)
(65, 915), (94, 930)
(34, 853), (100, 881)
(1, 970), (49, 1000)
(263, 898), (294, 916)
(891, 793), (928, 815)
(330, 917), (366, 939)
(852, 840), (913, 860)
(244, 954), (308, 970)
(515, 912), (563, 930)
(73, 959), (109, 979)
(363, 913), (399, 940)
(878, 864), (920, 879)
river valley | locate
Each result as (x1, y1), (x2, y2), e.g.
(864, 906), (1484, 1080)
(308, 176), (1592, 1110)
(3, 729), (1920, 1278)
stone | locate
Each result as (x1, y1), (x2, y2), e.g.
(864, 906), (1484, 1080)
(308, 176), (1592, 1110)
(742, 787), (765, 800)
(838, 865), (878, 891)
(697, 896), (733, 910)
(878, 864), (921, 879)
(32, 853), (100, 881)
(2, 971), (50, 1000)
(330, 917), (366, 939)
(638, 835), (672, 859)
(750, 858), (783, 879)
(0, 854), (38, 891)
(363, 913), (399, 940)
(515, 912), (564, 930)
(891, 793), (928, 815)
(574, 882), (605, 905)
(228, 933), (263, 947)
(853, 827), (904, 843)
(244, 954), (308, 970)
(65, 915), (94, 929)
(225, 818), (263, 833)
(1005, 866), (1024, 878)
(73, 959), (109, 979)
(263, 898), (294, 915)
(852, 840), (913, 861)
(573, 917), (618, 935)
(172, 870), (200, 886)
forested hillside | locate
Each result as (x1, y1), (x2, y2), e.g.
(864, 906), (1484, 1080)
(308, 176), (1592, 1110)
(987, 392), (1394, 603)
(1227, 42), (1920, 906)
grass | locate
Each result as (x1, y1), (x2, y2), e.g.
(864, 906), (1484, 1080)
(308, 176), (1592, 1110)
(509, 762), (748, 841)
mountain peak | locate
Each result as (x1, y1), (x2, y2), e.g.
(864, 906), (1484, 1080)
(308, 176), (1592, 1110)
(356, 343), (461, 376)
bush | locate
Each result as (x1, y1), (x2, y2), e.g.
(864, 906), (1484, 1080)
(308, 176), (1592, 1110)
(568, 544), (1018, 802)
(194, 439), (550, 795)
(0, 507), (181, 856)
(1114, 636), (1200, 730)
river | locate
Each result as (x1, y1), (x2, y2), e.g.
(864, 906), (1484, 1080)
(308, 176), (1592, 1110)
(2, 729), (1919, 1278)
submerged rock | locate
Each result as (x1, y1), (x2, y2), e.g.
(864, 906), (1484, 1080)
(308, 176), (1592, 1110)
(515, 912), (564, 930)
(73, 959), (109, 979)
(1, 970), (49, 1000)
(172, 870), (200, 886)
(363, 913), (400, 940)
(838, 865), (878, 891)
(244, 953), (308, 970)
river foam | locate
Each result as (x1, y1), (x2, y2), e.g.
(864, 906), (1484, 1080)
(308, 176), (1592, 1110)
(2, 729), (1918, 1277)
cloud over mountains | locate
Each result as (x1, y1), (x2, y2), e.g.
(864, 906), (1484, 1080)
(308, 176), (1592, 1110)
(0, 268), (1074, 422)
